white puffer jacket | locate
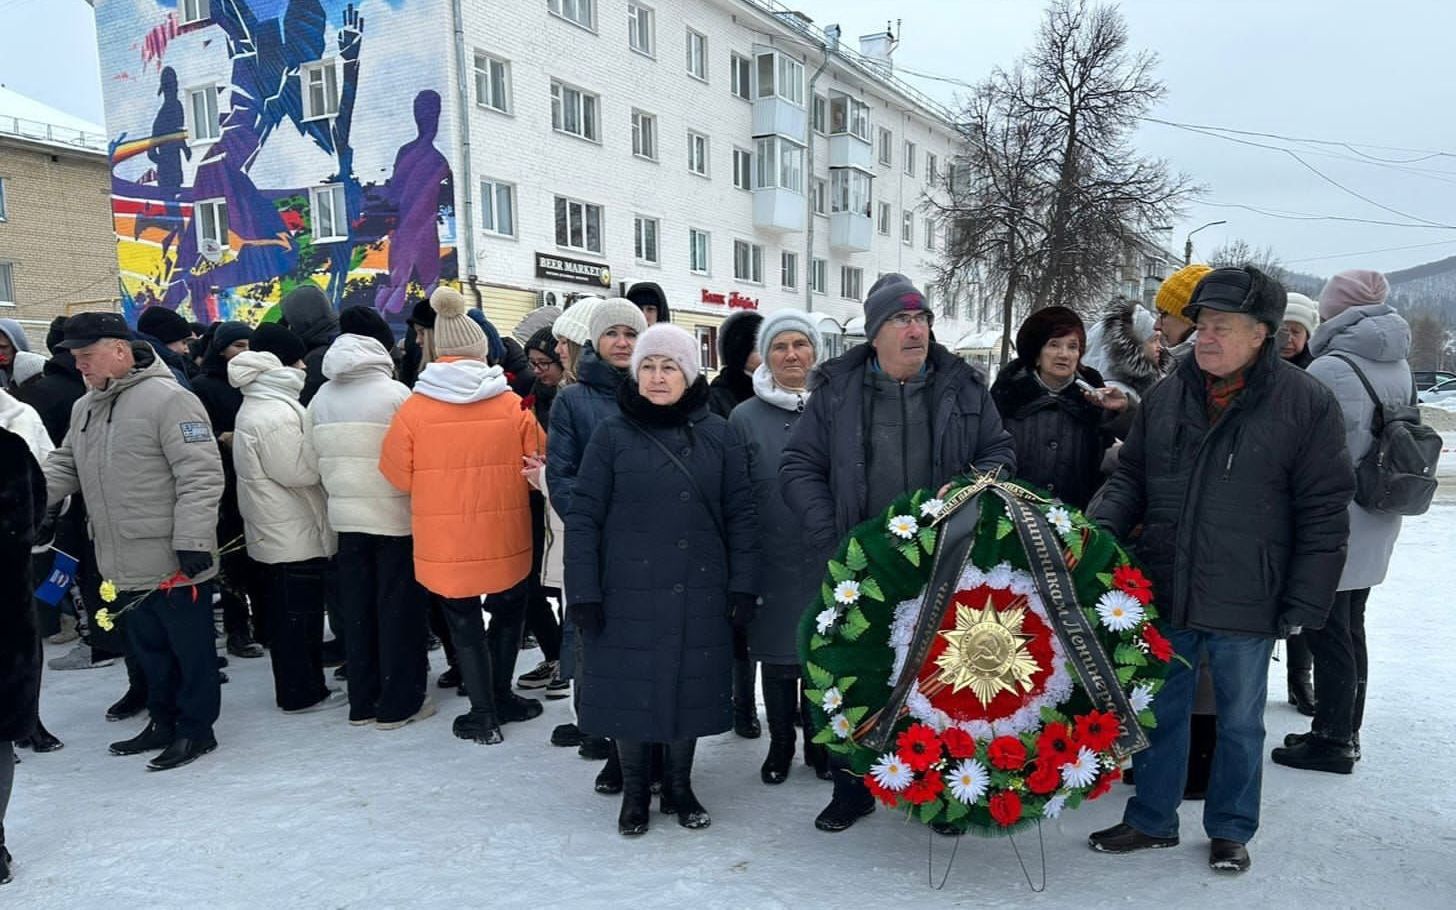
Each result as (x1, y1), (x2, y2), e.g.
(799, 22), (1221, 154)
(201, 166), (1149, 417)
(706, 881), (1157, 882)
(0, 388), (53, 463)
(305, 334), (412, 536)
(230, 351), (336, 564)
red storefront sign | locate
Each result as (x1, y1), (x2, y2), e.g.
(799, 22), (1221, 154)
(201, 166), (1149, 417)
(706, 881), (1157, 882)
(700, 289), (759, 310)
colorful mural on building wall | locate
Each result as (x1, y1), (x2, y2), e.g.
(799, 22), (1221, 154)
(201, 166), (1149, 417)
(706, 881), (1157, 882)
(96, 0), (455, 327)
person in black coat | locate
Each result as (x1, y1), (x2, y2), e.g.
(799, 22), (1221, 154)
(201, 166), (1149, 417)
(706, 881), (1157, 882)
(991, 306), (1128, 510)
(565, 324), (758, 837)
(514, 325), (565, 691)
(1, 427), (47, 884)
(1085, 267), (1354, 873)
(280, 284), (339, 406)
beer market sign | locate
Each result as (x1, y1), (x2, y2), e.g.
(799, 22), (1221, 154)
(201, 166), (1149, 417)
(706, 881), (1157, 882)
(536, 252), (612, 288)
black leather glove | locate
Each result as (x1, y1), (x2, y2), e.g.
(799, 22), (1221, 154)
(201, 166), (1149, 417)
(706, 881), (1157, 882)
(569, 602), (605, 639)
(176, 550), (213, 579)
(729, 593), (758, 631)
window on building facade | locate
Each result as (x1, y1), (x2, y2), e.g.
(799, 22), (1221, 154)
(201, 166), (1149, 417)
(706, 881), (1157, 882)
(904, 140), (917, 177)
(180, 0), (210, 25)
(196, 198), (229, 250)
(687, 131), (710, 176)
(733, 148), (752, 190)
(924, 217), (936, 250)
(480, 178), (516, 237)
(945, 292), (959, 320)
(301, 61), (340, 121)
(686, 29), (708, 81)
(0, 262), (14, 306)
(841, 265), (864, 301)
(187, 85), (222, 142)
(927, 151), (938, 183)
(634, 215), (659, 264)
(551, 80), (599, 141)
(754, 136), (803, 193)
(730, 53), (752, 100)
(474, 52), (511, 113)
(733, 239), (763, 283)
(554, 195), (603, 254)
(902, 210), (914, 246)
(877, 201), (891, 236)
(810, 257), (827, 294)
(831, 169), (872, 217)
(689, 228), (711, 274)
(781, 251), (798, 290)
(309, 184), (349, 242)
(0, 177), (7, 221)
(877, 127), (893, 166)
(812, 94), (827, 134)
(631, 109), (657, 160)
(829, 93), (869, 140)
(755, 53), (804, 105)
(548, 0), (595, 31)
(696, 326), (719, 371)
(627, 3), (655, 57)
(812, 178), (827, 216)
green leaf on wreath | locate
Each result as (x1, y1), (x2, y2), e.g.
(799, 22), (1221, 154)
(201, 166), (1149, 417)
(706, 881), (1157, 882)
(845, 538), (869, 572)
(843, 705), (868, 726)
(826, 741), (852, 755)
(990, 770), (1013, 789)
(918, 526), (937, 555)
(1040, 706), (1069, 726)
(860, 577), (885, 602)
(837, 676), (857, 693)
(827, 560), (852, 583)
(841, 608), (871, 641)
(803, 688), (824, 705)
(1096, 572), (1115, 587)
(1116, 665), (1138, 685)
(917, 798), (945, 823)
(806, 662), (834, 690)
(1066, 530), (1084, 559)
(809, 633), (829, 651)
(1066, 792), (1086, 811)
(899, 543), (921, 567)
(995, 517), (1013, 539)
(821, 583), (836, 609)
(812, 727), (837, 745)
(1114, 643), (1148, 667)
(942, 796), (969, 823)
(1138, 709), (1157, 729)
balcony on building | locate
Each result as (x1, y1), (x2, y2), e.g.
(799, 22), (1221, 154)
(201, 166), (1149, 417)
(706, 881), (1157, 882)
(751, 50), (808, 142)
(828, 168), (873, 252)
(752, 134), (806, 234)
(827, 91), (873, 172)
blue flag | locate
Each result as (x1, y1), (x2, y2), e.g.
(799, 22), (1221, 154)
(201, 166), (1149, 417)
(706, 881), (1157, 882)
(34, 548), (79, 607)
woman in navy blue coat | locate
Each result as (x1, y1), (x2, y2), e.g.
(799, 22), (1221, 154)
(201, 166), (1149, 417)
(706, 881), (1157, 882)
(565, 324), (758, 836)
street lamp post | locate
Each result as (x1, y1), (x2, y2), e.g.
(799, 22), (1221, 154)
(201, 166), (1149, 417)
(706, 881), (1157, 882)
(1184, 220), (1227, 265)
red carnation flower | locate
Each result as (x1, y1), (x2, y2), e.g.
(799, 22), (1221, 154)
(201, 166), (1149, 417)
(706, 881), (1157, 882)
(864, 773), (900, 808)
(1026, 762), (1061, 795)
(988, 791), (1022, 827)
(1036, 722), (1076, 767)
(903, 771), (945, 806)
(988, 736), (1028, 771)
(896, 723), (943, 773)
(519, 394), (537, 411)
(1142, 624), (1173, 662)
(1088, 766), (1122, 801)
(1112, 565), (1154, 605)
(940, 726), (977, 760)
(1074, 711), (1121, 753)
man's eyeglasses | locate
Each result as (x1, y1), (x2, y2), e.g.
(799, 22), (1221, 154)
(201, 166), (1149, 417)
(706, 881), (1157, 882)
(528, 358), (557, 372)
(888, 311), (933, 329)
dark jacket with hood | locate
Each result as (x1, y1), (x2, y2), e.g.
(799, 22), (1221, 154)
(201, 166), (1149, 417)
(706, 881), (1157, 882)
(1, 427), (46, 741)
(281, 285), (339, 406)
(781, 343), (1017, 563)
(565, 377), (757, 742)
(545, 347), (626, 520)
(135, 330), (195, 390)
(189, 330), (249, 539)
(626, 282), (672, 326)
(707, 310), (763, 419)
(1088, 340), (1355, 638)
(990, 361), (1114, 510)
(16, 351), (87, 446)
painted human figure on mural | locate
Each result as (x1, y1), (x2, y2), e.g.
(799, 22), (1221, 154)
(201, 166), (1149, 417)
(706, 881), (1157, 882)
(374, 89), (452, 317)
(135, 65), (191, 260)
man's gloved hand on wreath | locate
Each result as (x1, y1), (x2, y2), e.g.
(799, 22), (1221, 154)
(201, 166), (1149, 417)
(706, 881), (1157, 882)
(175, 550), (213, 580)
(569, 602), (605, 639)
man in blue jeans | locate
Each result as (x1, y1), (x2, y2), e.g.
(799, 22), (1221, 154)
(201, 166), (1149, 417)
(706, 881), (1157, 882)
(1085, 267), (1354, 873)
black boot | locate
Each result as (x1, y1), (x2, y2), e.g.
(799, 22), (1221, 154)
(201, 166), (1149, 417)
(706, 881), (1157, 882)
(106, 686), (148, 723)
(451, 635), (502, 744)
(666, 738), (709, 829)
(760, 672), (797, 784)
(436, 665), (462, 692)
(147, 733), (217, 771)
(801, 692), (831, 781)
(814, 767), (875, 832)
(452, 708), (504, 745)
(1271, 734), (1356, 774)
(578, 735), (611, 761)
(1184, 713), (1217, 801)
(616, 739), (651, 836)
(488, 611), (542, 724)
(1287, 673), (1316, 718)
(18, 718), (63, 753)
(595, 741), (624, 794)
(732, 656), (761, 739)
(0, 844), (10, 886)
(109, 719), (175, 756)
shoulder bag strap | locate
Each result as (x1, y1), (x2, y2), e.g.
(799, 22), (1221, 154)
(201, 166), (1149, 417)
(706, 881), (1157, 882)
(623, 417), (727, 544)
(1328, 353), (1386, 433)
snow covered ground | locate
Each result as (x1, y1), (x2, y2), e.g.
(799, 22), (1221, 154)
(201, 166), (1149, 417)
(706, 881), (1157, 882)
(9, 497), (1456, 908)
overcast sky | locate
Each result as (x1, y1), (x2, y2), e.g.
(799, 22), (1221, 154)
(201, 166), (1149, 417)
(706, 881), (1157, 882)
(3, 0), (1453, 276)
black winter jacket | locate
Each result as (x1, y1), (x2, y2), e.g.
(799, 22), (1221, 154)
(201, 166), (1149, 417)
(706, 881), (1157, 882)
(545, 348), (626, 519)
(991, 362), (1114, 510)
(781, 343), (1016, 563)
(1088, 342), (1354, 638)
(15, 352), (86, 446)
(565, 378), (758, 741)
(0, 428), (46, 741)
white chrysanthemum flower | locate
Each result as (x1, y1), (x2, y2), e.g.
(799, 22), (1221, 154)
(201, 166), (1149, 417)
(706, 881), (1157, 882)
(905, 689), (937, 724)
(833, 580), (862, 606)
(815, 607), (840, 635)
(920, 498), (946, 519)
(965, 719), (995, 742)
(887, 514), (919, 539)
(986, 562), (1014, 591)
(958, 565), (986, 591)
(1047, 506), (1073, 536)
(870, 753), (915, 791)
(1096, 590), (1146, 632)
(1060, 747), (1101, 789)
(830, 713), (854, 739)
(947, 759), (990, 805)
(1129, 683), (1155, 714)
(821, 687), (843, 713)
(1010, 571), (1035, 596)
(1042, 793), (1068, 819)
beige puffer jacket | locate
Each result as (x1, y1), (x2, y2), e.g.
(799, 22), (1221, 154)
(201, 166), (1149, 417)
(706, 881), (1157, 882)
(43, 343), (223, 588)
(230, 351), (336, 564)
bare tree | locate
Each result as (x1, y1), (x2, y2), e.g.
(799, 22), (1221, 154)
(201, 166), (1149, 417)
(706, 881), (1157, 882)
(1208, 238), (1289, 283)
(1407, 309), (1452, 371)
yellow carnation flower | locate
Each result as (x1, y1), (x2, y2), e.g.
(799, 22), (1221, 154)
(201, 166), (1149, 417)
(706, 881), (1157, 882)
(99, 580), (118, 603)
(94, 608), (115, 632)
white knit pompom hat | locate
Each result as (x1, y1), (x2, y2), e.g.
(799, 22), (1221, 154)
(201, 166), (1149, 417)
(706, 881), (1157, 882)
(552, 297), (605, 346)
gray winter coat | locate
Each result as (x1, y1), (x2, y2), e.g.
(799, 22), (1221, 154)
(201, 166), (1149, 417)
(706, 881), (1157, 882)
(780, 343), (1016, 563)
(43, 343), (224, 588)
(729, 382), (818, 665)
(1307, 304), (1413, 591)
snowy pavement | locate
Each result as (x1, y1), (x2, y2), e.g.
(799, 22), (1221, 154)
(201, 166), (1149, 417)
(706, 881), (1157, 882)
(9, 500), (1456, 908)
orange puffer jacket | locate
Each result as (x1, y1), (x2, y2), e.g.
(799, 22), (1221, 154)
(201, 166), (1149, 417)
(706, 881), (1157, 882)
(380, 357), (545, 598)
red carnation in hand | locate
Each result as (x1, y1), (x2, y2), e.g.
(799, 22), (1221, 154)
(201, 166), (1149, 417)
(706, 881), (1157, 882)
(519, 394), (537, 411)
(864, 773), (900, 808)
(1026, 762), (1061, 795)
(1112, 565), (1154, 605)
(1074, 711), (1121, 753)
(988, 791), (1022, 827)
(896, 723), (944, 773)
(903, 770), (946, 805)
(988, 736), (1028, 771)
(940, 726), (977, 760)
(1088, 766), (1122, 801)
(1036, 722), (1076, 768)
(1142, 623), (1173, 662)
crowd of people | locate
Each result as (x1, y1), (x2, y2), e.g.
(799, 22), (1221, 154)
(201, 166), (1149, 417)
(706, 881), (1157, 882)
(0, 262), (1418, 883)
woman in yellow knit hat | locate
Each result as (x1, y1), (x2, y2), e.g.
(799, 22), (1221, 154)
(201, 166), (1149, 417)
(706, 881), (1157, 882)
(1154, 263), (1212, 357)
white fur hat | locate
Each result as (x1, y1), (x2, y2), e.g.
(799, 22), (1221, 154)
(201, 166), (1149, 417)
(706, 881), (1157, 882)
(1283, 292), (1320, 336)
(630, 323), (700, 385)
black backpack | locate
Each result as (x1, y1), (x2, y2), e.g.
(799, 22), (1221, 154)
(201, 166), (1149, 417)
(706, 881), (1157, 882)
(1330, 354), (1441, 516)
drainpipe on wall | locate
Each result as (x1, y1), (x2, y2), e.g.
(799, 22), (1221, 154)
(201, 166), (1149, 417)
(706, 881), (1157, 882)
(450, 0), (477, 285)
(804, 49), (831, 314)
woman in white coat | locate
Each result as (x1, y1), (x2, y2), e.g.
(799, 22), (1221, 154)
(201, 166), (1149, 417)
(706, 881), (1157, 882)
(229, 349), (339, 714)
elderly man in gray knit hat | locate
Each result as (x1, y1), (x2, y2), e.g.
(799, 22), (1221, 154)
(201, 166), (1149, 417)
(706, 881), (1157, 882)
(780, 272), (1016, 833)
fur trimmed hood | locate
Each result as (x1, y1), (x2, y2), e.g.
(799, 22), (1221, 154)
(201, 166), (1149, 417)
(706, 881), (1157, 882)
(1082, 297), (1165, 400)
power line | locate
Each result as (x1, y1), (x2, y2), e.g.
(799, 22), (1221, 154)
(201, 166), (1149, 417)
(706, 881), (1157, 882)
(1140, 116), (1456, 161)
(1283, 239), (1456, 266)
(1199, 200), (1456, 230)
